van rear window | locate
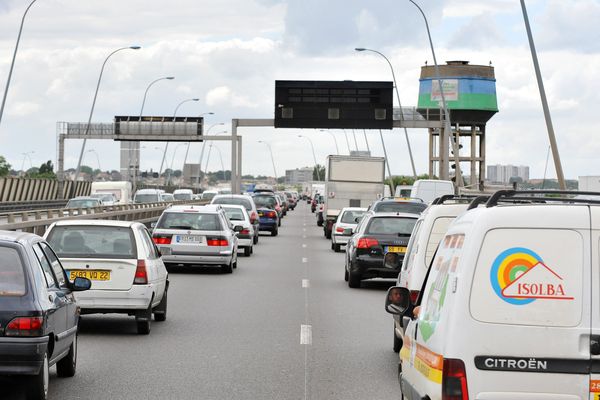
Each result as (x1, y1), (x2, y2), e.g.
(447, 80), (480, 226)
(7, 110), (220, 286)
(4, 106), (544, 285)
(0, 246), (26, 296)
(46, 226), (137, 259)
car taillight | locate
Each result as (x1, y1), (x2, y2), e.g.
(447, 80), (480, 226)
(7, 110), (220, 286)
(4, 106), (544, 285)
(5, 316), (44, 337)
(134, 260), (148, 284)
(266, 211), (277, 218)
(336, 227), (344, 233)
(275, 205), (281, 211)
(240, 229), (250, 235)
(356, 237), (379, 249)
(207, 237), (229, 246)
(442, 358), (469, 400)
(152, 235), (172, 245)
(410, 290), (420, 304)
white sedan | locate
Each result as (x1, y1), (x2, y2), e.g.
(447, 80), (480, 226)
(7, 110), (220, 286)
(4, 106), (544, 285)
(44, 220), (168, 335)
(221, 204), (255, 257)
(331, 207), (367, 252)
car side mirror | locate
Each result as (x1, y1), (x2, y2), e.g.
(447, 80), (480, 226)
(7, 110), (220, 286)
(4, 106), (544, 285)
(385, 286), (410, 315)
(71, 277), (92, 291)
(342, 228), (353, 236)
(150, 222), (157, 228)
(233, 225), (243, 232)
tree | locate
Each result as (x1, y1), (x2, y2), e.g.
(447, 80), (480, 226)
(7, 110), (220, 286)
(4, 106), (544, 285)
(39, 160), (54, 174)
(313, 164), (326, 181)
(0, 156), (11, 177)
(80, 165), (94, 175)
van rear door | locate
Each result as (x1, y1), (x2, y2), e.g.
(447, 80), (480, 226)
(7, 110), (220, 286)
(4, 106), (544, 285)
(589, 207), (600, 400)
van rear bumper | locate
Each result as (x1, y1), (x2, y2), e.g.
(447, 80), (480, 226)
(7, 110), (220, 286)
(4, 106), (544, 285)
(0, 336), (49, 376)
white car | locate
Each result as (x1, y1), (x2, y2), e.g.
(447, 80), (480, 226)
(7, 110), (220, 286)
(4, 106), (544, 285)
(220, 204), (254, 257)
(331, 207), (367, 252)
(44, 220), (168, 335)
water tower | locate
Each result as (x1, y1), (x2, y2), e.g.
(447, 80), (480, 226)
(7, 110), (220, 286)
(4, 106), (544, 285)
(417, 61), (498, 186)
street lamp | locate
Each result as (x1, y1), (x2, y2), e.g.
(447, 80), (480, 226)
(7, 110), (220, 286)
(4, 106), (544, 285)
(196, 122), (225, 189)
(298, 135), (321, 181)
(0, 0), (38, 130)
(342, 130), (351, 153)
(167, 143), (187, 185)
(258, 140), (278, 181)
(181, 112), (214, 186)
(85, 149), (101, 172)
(158, 98), (199, 185)
(319, 130), (339, 155)
(20, 151), (34, 174)
(210, 145), (226, 182)
(407, 0), (464, 187)
(203, 130), (228, 174)
(72, 45), (141, 187)
(130, 76), (175, 189)
(355, 47), (417, 179)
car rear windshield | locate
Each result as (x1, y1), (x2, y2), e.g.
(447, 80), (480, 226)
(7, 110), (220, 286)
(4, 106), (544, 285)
(341, 210), (366, 224)
(366, 217), (417, 235)
(46, 226), (137, 259)
(0, 246), (26, 296)
(174, 193), (193, 200)
(135, 194), (160, 203)
(223, 208), (245, 221)
(253, 195), (276, 209)
(202, 192), (217, 200)
(66, 199), (99, 208)
(372, 201), (427, 214)
(157, 213), (222, 231)
(212, 197), (251, 211)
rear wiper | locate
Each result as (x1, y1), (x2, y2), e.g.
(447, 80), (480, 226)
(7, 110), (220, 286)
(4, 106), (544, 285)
(169, 225), (194, 230)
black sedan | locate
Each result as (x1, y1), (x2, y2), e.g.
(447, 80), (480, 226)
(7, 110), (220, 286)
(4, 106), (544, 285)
(0, 231), (90, 400)
(344, 212), (418, 288)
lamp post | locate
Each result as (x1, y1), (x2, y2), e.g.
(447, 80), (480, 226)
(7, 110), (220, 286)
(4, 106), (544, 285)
(258, 140), (278, 182)
(166, 143), (187, 185)
(85, 149), (101, 172)
(298, 135), (321, 181)
(196, 122), (225, 189)
(355, 47), (417, 178)
(158, 98), (199, 185)
(203, 130), (228, 175)
(0, 0), (38, 129)
(343, 130), (351, 153)
(20, 151), (34, 174)
(181, 112), (214, 187)
(320, 130), (339, 155)
(362, 129), (371, 153)
(131, 76), (175, 189)
(72, 45), (141, 187)
(407, 0), (463, 187)
(210, 145), (226, 182)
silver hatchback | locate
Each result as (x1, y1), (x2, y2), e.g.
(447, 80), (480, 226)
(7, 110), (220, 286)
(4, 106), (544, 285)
(152, 205), (240, 273)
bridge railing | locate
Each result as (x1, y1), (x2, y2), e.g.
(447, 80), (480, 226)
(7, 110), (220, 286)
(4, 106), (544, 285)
(0, 200), (209, 236)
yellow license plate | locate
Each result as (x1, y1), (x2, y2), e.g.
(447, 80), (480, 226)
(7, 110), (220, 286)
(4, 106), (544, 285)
(69, 270), (111, 281)
(387, 246), (407, 253)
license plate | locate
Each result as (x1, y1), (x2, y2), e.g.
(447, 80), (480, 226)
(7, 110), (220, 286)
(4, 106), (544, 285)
(176, 235), (204, 244)
(258, 212), (264, 217)
(69, 270), (110, 281)
(386, 246), (407, 253)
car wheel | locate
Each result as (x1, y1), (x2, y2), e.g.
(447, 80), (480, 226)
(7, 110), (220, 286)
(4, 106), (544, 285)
(136, 303), (152, 335)
(233, 258), (238, 269)
(278, 219), (281, 227)
(393, 326), (402, 353)
(331, 242), (335, 251)
(26, 351), (48, 400)
(250, 246), (254, 254)
(244, 246), (251, 257)
(253, 234), (259, 245)
(334, 244), (341, 253)
(56, 334), (77, 377)
(317, 219), (323, 227)
(153, 289), (168, 322)
(271, 228), (278, 237)
(222, 260), (233, 273)
(344, 267), (349, 282)
(348, 271), (361, 288)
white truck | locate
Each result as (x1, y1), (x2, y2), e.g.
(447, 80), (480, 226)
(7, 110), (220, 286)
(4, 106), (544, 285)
(90, 181), (132, 204)
(578, 176), (600, 191)
(322, 155), (386, 238)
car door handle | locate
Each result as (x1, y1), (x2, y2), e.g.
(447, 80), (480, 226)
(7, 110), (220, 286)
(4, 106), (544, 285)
(591, 335), (600, 355)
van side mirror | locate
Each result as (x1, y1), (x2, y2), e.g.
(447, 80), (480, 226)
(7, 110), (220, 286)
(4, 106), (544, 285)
(385, 286), (410, 315)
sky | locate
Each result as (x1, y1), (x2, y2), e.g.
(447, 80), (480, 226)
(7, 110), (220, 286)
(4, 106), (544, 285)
(0, 0), (599, 179)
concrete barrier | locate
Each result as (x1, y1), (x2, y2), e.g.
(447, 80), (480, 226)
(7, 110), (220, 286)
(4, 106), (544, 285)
(0, 177), (91, 202)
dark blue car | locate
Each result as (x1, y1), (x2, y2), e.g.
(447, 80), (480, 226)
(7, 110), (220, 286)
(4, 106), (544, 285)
(251, 193), (280, 236)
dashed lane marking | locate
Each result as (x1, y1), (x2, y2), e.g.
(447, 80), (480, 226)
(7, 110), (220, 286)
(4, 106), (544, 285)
(302, 279), (310, 288)
(300, 324), (312, 345)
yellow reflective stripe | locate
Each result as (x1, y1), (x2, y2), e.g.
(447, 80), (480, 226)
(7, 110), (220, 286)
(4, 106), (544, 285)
(414, 356), (443, 384)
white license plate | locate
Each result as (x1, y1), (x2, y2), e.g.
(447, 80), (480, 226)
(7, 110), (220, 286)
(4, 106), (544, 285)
(177, 235), (205, 244)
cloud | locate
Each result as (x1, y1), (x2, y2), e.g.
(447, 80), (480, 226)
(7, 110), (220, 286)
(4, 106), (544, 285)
(7, 101), (40, 117)
(443, 0), (516, 18)
(206, 86), (257, 109)
(448, 14), (504, 49)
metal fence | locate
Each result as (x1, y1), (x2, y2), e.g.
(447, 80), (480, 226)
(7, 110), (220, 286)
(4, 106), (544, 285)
(0, 177), (90, 202)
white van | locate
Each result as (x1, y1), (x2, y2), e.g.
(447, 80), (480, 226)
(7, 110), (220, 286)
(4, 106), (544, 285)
(392, 197), (473, 352)
(133, 189), (163, 203)
(386, 190), (600, 400)
(410, 179), (454, 204)
(90, 181), (132, 204)
(173, 189), (194, 201)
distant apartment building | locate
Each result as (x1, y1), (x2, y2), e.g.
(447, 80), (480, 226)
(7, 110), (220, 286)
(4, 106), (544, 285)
(285, 167), (313, 185)
(487, 164), (530, 184)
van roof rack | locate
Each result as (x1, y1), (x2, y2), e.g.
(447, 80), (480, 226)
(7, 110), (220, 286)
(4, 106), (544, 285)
(485, 190), (600, 208)
(466, 195), (491, 210)
(431, 194), (480, 205)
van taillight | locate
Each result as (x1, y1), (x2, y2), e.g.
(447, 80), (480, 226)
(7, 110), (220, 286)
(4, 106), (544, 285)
(152, 235), (172, 245)
(134, 260), (148, 284)
(336, 227), (344, 233)
(266, 211), (277, 218)
(442, 358), (469, 400)
(5, 316), (44, 337)
(410, 290), (420, 304)
(240, 229), (250, 235)
(207, 238), (228, 246)
(356, 237), (379, 249)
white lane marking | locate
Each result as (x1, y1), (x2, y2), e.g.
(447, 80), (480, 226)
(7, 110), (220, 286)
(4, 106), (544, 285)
(302, 257), (308, 263)
(302, 279), (310, 288)
(303, 228), (306, 232)
(302, 244), (307, 248)
(303, 223), (306, 227)
(300, 324), (312, 345)
(302, 235), (306, 239)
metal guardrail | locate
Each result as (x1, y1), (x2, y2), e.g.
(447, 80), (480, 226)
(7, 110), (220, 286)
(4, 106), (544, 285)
(0, 200), (68, 213)
(0, 200), (209, 236)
